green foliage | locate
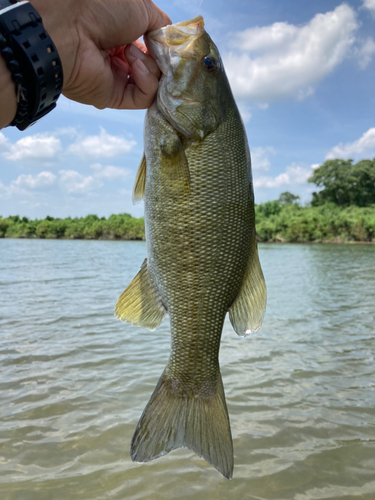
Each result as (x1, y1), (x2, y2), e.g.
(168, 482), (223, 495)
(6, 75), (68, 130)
(278, 191), (300, 205)
(256, 200), (281, 218)
(309, 158), (375, 207)
(0, 214), (145, 240)
(255, 200), (375, 242)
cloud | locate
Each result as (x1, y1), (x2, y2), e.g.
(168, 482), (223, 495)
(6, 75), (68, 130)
(224, 4), (358, 102)
(12, 172), (56, 189)
(1, 133), (62, 162)
(68, 128), (136, 158)
(59, 170), (102, 194)
(0, 171), (57, 199)
(363, 0), (375, 11)
(251, 147), (276, 171)
(254, 163), (312, 188)
(357, 37), (375, 69)
(0, 132), (9, 147)
(236, 103), (252, 123)
(326, 128), (375, 159)
(90, 163), (131, 180)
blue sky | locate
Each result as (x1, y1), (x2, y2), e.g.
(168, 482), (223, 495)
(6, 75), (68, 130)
(1, 0), (375, 219)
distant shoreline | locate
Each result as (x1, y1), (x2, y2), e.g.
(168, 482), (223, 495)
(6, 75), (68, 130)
(1, 236), (374, 245)
(1, 202), (374, 244)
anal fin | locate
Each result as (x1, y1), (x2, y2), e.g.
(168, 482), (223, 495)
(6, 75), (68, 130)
(229, 236), (267, 336)
(115, 259), (166, 330)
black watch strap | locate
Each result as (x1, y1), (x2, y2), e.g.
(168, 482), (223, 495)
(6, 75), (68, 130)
(0, 0), (63, 130)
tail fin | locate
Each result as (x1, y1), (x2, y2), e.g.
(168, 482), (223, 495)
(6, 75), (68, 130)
(131, 371), (234, 479)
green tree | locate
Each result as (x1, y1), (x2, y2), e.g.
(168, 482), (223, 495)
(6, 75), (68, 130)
(308, 158), (375, 207)
(278, 191), (300, 205)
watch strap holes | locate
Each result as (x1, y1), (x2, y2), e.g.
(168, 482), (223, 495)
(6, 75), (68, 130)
(11, 20), (20, 35)
(46, 45), (54, 54)
(29, 12), (38, 27)
(39, 32), (47, 41)
(22, 40), (30, 49)
(37, 66), (44, 76)
(31, 53), (38, 62)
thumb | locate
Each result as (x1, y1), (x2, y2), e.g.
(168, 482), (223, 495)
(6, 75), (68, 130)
(144, 0), (172, 32)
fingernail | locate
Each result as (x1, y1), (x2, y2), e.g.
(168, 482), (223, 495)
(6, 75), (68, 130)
(136, 59), (149, 74)
(130, 44), (144, 59)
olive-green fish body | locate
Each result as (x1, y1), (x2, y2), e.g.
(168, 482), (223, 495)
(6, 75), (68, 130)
(115, 16), (266, 479)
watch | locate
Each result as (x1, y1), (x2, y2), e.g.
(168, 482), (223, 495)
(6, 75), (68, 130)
(0, 0), (63, 130)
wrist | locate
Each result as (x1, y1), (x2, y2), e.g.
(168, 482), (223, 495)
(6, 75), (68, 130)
(29, 0), (79, 92)
(0, 47), (17, 128)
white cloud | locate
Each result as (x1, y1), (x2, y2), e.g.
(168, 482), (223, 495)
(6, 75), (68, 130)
(12, 172), (56, 189)
(363, 0), (375, 11)
(68, 128), (136, 158)
(0, 132), (9, 147)
(1, 133), (62, 162)
(326, 128), (375, 159)
(224, 4), (358, 102)
(357, 37), (375, 69)
(237, 103), (252, 123)
(251, 146), (276, 171)
(90, 163), (131, 180)
(257, 103), (269, 110)
(254, 163), (312, 188)
(0, 172), (56, 199)
(59, 170), (102, 194)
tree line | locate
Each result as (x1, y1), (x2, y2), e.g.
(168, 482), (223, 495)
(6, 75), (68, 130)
(0, 213), (145, 240)
(0, 158), (374, 243)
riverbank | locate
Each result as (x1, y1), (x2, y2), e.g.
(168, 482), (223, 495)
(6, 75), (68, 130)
(255, 202), (374, 243)
(1, 202), (374, 243)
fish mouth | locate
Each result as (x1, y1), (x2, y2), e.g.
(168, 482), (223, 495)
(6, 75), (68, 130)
(145, 16), (205, 75)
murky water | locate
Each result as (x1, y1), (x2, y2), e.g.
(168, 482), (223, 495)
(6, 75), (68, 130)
(0, 240), (374, 500)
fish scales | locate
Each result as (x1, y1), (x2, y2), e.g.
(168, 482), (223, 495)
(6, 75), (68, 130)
(146, 106), (251, 385)
(115, 16), (266, 479)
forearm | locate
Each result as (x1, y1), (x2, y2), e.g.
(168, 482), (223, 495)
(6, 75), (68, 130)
(0, 51), (17, 128)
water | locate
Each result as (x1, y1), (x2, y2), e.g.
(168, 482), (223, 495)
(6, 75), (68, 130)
(0, 240), (374, 500)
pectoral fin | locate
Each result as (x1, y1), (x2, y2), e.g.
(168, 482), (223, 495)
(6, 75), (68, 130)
(229, 236), (267, 336)
(132, 154), (147, 204)
(161, 145), (190, 193)
(115, 259), (166, 330)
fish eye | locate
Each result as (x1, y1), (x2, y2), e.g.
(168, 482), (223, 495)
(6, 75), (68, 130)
(202, 55), (216, 71)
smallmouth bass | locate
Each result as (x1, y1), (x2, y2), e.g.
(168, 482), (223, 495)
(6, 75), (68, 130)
(116, 16), (266, 479)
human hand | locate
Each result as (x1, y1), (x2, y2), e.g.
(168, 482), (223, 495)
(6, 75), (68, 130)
(30, 0), (171, 110)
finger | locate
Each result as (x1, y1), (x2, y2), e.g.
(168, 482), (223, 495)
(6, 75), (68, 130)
(118, 57), (159, 109)
(124, 44), (160, 79)
(133, 39), (147, 54)
(144, 0), (172, 32)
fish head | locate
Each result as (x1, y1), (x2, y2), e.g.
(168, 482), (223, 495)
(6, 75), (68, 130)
(146, 16), (229, 142)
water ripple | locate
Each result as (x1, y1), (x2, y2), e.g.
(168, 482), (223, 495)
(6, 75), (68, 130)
(0, 240), (374, 499)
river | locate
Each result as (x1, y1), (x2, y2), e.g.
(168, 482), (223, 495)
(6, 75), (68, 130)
(0, 240), (374, 500)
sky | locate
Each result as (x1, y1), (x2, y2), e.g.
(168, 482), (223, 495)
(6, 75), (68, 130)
(1, 0), (375, 219)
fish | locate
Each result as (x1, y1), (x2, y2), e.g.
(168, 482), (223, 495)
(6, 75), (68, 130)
(115, 16), (267, 479)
